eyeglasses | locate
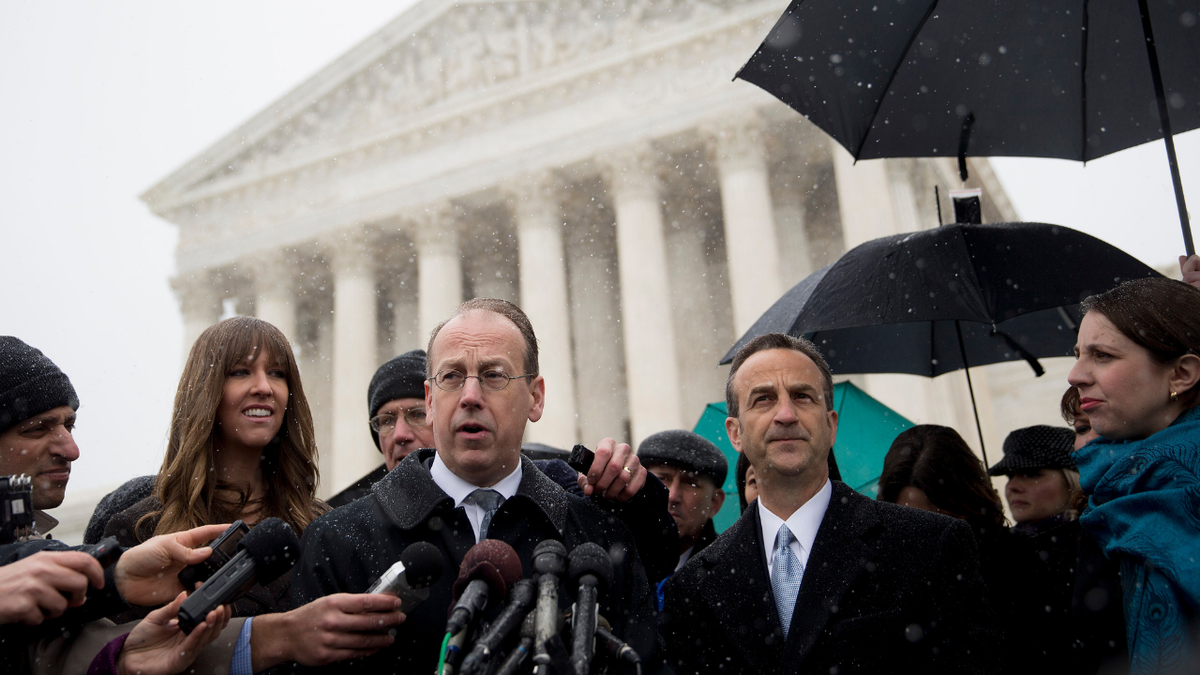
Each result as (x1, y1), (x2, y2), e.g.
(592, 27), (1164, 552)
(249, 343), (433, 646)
(432, 369), (535, 392)
(370, 406), (429, 434)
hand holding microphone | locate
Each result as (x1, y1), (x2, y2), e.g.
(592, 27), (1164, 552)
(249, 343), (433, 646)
(177, 518), (300, 633)
(366, 541), (445, 613)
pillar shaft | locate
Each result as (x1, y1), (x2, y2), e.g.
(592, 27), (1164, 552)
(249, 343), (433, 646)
(249, 250), (296, 349)
(709, 115), (784, 335)
(415, 204), (463, 341)
(511, 173), (578, 447)
(328, 228), (380, 492)
(603, 147), (683, 443)
(829, 140), (901, 249)
(173, 273), (219, 366)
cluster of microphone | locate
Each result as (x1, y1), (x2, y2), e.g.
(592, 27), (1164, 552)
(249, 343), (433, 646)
(444, 539), (639, 675)
(171, 520), (637, 674)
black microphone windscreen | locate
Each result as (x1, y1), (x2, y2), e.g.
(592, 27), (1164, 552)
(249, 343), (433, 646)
(568, 542), (614, 591)
(237, 518), (301, 584)
(399, 541), (444, 590)
(532, 539), (567, 576)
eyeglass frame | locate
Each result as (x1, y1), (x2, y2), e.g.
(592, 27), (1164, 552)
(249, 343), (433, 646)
(431, 368), (536, 392)
(369, 406), (429, 434)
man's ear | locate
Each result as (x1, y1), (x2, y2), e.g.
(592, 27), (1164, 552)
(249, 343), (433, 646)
(527, 375), (546, 423)
(1171, 354), (1200, 398)
(827, 409), (839, 448)
(710, 488), (726, 515)
(725, 416), (743, 453)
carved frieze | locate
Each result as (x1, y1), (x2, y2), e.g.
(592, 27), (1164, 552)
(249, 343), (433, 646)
(205, 0), (752, 183)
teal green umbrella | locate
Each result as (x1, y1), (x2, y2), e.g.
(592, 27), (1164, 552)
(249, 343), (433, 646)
(692, 381), (914, 533)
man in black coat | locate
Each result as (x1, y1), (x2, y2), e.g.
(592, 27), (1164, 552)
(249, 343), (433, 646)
(662, 333), (999, 675)
(291, 299), (659, 673)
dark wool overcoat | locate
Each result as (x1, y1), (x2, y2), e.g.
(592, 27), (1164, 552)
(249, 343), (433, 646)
(291, 448), (659, 675)
(662, 481), (1002, 675)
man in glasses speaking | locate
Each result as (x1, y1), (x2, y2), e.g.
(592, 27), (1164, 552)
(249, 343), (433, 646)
(292, 298), (663, 673)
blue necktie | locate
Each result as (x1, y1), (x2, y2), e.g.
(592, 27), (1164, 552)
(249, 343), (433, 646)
(771, 524), (803, 638)
(470, 488), (504, 541)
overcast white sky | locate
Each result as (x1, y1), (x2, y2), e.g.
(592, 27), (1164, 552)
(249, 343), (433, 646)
(1, 2), (1197, 516)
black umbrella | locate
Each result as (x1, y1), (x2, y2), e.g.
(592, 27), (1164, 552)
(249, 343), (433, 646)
(735, 0), (1200, 254)
(720, 222), (1162, 462)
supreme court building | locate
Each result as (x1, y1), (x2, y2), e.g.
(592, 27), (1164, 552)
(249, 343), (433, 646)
(142, 0), (1064, 497)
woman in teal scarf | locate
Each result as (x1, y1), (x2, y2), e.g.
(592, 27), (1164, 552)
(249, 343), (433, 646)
(1069, 278), (1200, 674)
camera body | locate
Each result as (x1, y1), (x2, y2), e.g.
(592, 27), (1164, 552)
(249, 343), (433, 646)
(178, 520), (249, 589)
(0, 474), (35, 544)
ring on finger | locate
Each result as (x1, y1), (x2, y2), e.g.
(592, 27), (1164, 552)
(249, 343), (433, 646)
(622, 466), (633, 475)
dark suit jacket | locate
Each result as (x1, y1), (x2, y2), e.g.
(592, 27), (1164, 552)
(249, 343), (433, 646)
(291, 448), (658, 675)
(662, 481), (1000, 675)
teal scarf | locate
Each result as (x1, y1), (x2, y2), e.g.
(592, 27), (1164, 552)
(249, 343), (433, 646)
(1075, 405), (1200, 674)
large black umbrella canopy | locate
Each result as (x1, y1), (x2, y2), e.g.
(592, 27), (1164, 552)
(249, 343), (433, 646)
(722, 222), (1161, 360)
(735, 0), (1200, 253)
(720, 222), (1162, 462)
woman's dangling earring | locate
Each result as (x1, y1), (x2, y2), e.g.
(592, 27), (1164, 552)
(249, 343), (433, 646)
(1170, 390), (1179, 402)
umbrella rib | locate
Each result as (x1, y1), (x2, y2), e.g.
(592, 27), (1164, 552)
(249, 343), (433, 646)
(1080, 0), (1089, 164)
(853, 0), (942, 160)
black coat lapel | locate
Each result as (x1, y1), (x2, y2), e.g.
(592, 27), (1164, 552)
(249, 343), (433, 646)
(783, 482), (878, 664)
(700, 506), (786, 672)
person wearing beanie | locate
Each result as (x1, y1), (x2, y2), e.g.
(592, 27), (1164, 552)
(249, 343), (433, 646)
(0, 336), (80, 536)
(988, 425), (1084, 532)
(639, 429), (726, 608)
(328, 350), (435, 508)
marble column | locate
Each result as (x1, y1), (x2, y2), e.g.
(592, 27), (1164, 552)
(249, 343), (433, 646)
(707, 114), (785, 336)
(415, 203), (464, 341)
(172, 272), (219, 366)
(602, 146), (683, 443)
(389, 272), (421, 355)
(326, 227), (381, 493)
(509, 172), (578, 448)
(665, 217), (726, 424)
(771, 166), (815, 289)
(248, 250), (297, 350)
(829, 139), (901, 248)
(566, 208), (629, 446)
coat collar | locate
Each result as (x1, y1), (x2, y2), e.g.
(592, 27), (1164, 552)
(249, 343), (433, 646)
(694, 481), (879, 673)
(372, 448), (568, 534)
(782, 481), (877, 664)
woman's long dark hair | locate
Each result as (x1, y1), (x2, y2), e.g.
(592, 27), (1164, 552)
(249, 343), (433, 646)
(877, 424), (1008, 531)
(140, 317), (324, 539)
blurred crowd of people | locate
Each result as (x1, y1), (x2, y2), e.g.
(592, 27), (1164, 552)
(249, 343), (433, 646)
(2, 275), (1199, 675)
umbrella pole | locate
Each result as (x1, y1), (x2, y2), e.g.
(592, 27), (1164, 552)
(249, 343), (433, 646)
(1137, 0), (1196, 256)
(954, 320), (989, 466)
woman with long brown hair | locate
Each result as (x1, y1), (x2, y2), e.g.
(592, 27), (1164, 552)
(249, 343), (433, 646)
(105, 317), (400, 670)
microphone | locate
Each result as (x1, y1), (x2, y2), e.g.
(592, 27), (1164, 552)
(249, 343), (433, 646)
(365, 541), (445, 613)
(177, 518), (300, 633)
(445, 540), (522, 636)
(568, 543), (614, 675)
(531, 539), (567, 675)
(595, 615), (640, 669)
(460, 578), (536, 675)
(493, 612), (536, 675)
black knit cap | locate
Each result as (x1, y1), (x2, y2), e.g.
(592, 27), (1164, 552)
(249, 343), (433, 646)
(367, 349), (428, 450)
(987, 425), (1077, 476)
(638, 430), (728, 487)
(0, 336), (79, 435)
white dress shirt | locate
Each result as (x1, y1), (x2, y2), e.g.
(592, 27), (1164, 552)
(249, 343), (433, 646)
(430, 451), (523, 543)
(758, 479), (832, 582)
